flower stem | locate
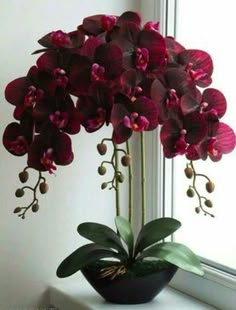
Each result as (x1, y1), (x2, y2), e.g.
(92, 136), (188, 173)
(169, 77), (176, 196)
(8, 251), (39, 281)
(114, 143), (120, 217)
(189, 161), (214, 217)
(126, 141), (133, 224)
(140, 132), (146, 227)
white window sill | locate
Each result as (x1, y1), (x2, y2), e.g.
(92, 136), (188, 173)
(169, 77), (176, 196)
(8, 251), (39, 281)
(49, 277), (216, 310)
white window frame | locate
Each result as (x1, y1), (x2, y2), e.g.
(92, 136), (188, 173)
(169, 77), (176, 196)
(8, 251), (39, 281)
(141, 0), (236, 308)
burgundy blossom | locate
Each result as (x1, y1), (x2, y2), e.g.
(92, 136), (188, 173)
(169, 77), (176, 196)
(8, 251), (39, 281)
(27, 125), (73, 173)
(101, 15), (117, 31)
(50, 30), (72, 48)
(3, 113), (34, 156)
(79, 11), (140, 37)
(181, 88), (227, 120)
(111, 20), (166, 74)
(188, 122), (236, 162)
(36, 29), (85, 50)
(4, 65), (67, 120)
(69, 41), (123, 97)
(33, 92), (81, 135)
(177, 49), (213, 87)
(116, 11), (141, 27)
(111, 95), (159, 144)
(3, 123), (30, 156)
(143, 21), (160, 32)
(5, 66), (44, 118)
(165, 37), (185, 63)
(76, 82), (114, 132)
(79, 14), (111, 36)
(151, 67), (198, 123)
(160, 112), (208, 158)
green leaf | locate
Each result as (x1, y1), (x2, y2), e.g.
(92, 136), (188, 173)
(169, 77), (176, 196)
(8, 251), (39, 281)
(134, 218), (181, 256)
(77, 222), (128, 257)
(56, 243), (120, 278)
(139, 242), (204, 276)
(115, 216), (134, 257)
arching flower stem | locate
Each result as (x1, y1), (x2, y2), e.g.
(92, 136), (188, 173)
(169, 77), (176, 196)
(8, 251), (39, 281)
(126, 140), (133, 224)
(141, 132), (146, 227)
(113, 142), (120, 217)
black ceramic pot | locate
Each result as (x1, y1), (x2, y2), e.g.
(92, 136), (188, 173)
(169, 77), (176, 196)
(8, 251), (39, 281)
(81, 261), (178, 304)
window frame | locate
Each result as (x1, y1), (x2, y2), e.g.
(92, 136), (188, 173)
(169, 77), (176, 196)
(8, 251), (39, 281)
(141, 0), (236, 308)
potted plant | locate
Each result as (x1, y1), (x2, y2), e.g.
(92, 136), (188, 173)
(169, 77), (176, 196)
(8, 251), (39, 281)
(3, 11), (235, 305)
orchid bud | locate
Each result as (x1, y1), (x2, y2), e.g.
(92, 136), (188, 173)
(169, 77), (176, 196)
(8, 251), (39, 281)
(204, 199), (213, 208)
(39, 182), (49, 194)
(97, 143), (107, 155)
(14, 207), (21, 214)
(32, 203), (40, 212)
(117, 173), (125, 183)
(98, 166), (106, 175)
(15, 188), (24, 197)
(19, 171), (29, 183)
(186, 188), (195, 197)
(184, 166), (193, 179)
(195, 207), (201, 214)
(121, 155), (131, 167)
(206, 181), (215, 193)
(101, 182), (108, 189)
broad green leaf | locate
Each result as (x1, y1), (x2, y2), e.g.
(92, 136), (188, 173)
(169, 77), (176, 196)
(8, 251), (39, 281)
(139, 242), (204, 276)
(56, 243), (120, 278)
(77, 222), (128, 257)
(134, 218), (181, 256)
(115, 216), (134, 256)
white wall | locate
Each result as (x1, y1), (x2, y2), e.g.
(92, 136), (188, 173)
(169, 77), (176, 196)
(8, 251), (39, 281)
(0, 1), (140, 308)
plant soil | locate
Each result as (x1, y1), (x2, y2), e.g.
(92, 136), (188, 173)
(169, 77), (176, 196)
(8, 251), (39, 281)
(86, 259), (173, 279)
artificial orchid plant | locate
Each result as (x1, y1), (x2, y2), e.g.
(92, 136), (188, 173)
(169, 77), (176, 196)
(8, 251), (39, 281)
(3, 11), (235, 277)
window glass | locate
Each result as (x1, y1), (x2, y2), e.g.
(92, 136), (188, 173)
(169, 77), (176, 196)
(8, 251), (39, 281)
(172, 0), (236, 271)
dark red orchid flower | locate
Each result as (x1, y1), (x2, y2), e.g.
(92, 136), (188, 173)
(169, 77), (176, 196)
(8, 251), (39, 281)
(5, 66), (44, 118)
(111, 95), (159, 144)
(116, 11), (141, 27)
(160, 112), (208, 158)
(119, 69), (144, 99)
(79, 37), (103, 62)
(177, 49), (213, 87)
(77, 83), (114, 132)
(151, 67), (198, 123)
(181, 88), (227, 120)
(206, 122), (236, 161)
(69, 40), (123, 96)
(36, 29), (85, 51)
(27, 125), (73, 173)
(37, 50), (81, 95)
(4, 65), (65, 120)
(3, 123), (30, 156)
(165, 37), (185, 64)
(187, 122), (236, 162)
(79, 11), (141, 37)
(79, 14), (117, 36)
(3, 112), (34, 156)
(112, 21), (166, 74)
(93, 42), (123, 79)
(33, 92), (81, 135)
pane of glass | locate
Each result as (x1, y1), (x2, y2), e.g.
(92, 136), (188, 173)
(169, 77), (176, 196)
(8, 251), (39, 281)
(172, 0), (236, 271)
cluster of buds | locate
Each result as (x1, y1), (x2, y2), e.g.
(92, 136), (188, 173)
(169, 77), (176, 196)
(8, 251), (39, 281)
(184, 162), (215, 217)
(96, 139), (131, 190)
(13, 167), (49, 219)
